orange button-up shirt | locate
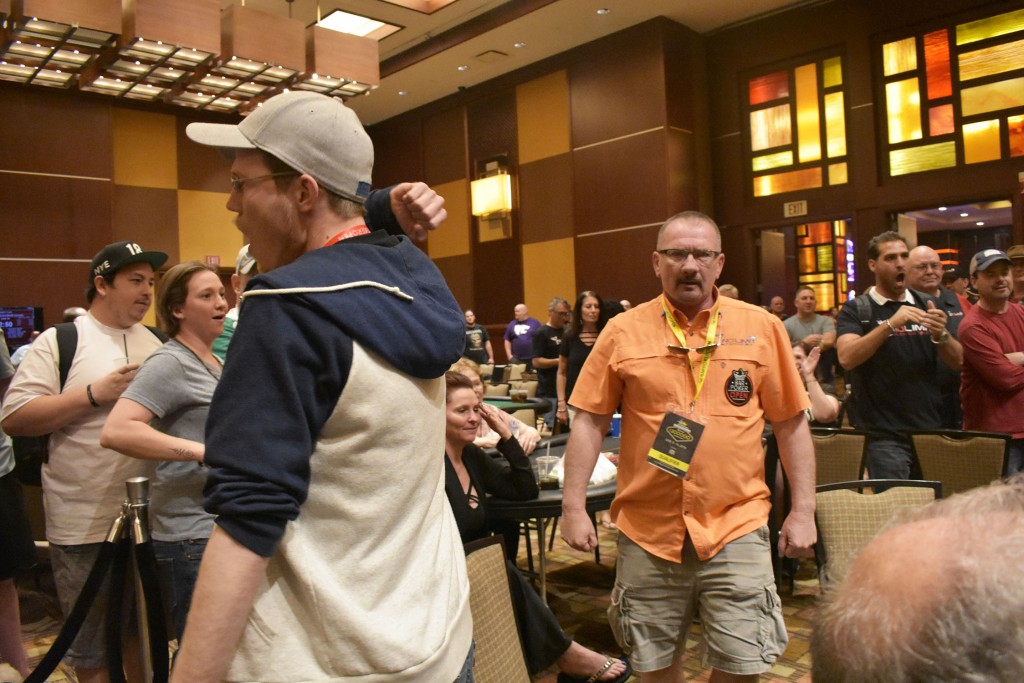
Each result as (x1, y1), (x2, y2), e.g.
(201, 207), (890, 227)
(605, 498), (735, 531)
(570, 293), (808, 562)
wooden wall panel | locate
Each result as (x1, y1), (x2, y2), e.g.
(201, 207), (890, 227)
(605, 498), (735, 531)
(112, 186), (179, 264)
(369, 117), (424, 189)
(433, 254), (474, 313)
(569, 38), (665, 149)
(176, 189), (239, 264)
(427, 180), (471, 260)
(519, 153), (573, 244)
(0, 84), (112, 178)
(0, 262), (92, 329)
(522, 238), (576, 318)
(574, 226), (662, 307)
(468, 92), (517, 171)
(176, 115), (232, 194)
(573, 131), (668, 235)
(517, 70), (570, 165)
(113, 109), (177, 189)
(0, 174), (111, 259)
(423, 108), (466, 186)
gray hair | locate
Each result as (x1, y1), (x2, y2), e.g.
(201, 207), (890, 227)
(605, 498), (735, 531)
(548, 296), (569, 311)
(811, 475), (1024, 682)
(656, 211), (721, 249)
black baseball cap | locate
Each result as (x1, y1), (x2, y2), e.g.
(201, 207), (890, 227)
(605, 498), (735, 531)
(89, 241), (168, 281)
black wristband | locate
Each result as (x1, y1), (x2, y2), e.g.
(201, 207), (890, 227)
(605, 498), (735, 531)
(86, 384), (100, 407)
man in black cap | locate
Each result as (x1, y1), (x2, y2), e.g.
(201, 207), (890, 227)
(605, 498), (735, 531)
(2, 240), (168, 683)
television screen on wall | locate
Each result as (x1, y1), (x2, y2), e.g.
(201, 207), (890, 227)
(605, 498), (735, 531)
(0, 307), (44, 351)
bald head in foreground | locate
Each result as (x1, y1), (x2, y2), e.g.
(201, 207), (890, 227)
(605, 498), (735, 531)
(811, 475), (1024, 682)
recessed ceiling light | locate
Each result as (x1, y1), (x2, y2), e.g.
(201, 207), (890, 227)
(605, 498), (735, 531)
(976, 221), (985, 226)
(938, 206), (947, 211)
(514, 42), (526, 49)
(960, 212), (969, 217)
(398, 90), (407, 96)
(596, 8), (611, 15)
(457, 65), (469, 72)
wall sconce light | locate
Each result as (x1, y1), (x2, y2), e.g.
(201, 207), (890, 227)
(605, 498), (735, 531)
(472, 156), (513, 241)
(471, 172), (512, 217)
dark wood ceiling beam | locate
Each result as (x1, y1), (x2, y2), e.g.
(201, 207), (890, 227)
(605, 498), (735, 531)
(380, 0), (558, 77)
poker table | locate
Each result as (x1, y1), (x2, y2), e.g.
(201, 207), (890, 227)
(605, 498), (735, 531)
(488, 436), (620, 602)
(482, 395), (552, 414)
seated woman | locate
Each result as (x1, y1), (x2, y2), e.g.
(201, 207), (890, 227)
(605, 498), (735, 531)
(443, 372), (630, 683)
(101, 261), (227, 641)
(450, 357), (540, 454)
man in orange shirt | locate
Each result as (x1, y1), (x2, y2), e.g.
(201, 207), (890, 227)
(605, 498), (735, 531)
(561, 211), (816, 683)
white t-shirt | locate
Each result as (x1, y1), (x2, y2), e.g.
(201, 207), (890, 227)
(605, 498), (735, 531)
(1, 313), (165, 544)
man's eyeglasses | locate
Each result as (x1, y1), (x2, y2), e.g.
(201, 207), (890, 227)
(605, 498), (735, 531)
(911, 262), (944, 272)
(656, 248), (721, 266)
(230, 172), (298, 193)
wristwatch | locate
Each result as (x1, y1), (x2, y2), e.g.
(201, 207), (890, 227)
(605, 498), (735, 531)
(931, 330), (949, 345)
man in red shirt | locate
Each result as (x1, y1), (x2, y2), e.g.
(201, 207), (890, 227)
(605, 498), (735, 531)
(959, 249), (1024, 474)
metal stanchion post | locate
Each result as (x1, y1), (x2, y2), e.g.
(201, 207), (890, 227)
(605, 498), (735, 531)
(125, 477), (155, 683)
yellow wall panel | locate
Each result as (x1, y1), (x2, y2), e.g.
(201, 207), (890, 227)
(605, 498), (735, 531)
(177, 190), (242, 264)
(428, 180), (471, 259)
(517, 70), (571, 165)
(113, 109), (178, 189)
(523, 238), (576, 318)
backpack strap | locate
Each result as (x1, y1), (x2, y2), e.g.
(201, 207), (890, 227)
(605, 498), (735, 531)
(54, 322), (79, 391)
(854, 294), (872, 334)
(146, 325), (169, 343)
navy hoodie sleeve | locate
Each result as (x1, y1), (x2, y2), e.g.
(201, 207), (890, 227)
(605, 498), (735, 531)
(364, 186), (403, 237)
(201, 291), (352, 558)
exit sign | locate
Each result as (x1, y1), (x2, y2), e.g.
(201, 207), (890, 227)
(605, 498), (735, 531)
(784, 200), (808, 218)
(205, 255), (221, 267)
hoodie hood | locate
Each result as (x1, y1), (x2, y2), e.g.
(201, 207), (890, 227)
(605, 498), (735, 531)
(241, 231), (463, 379)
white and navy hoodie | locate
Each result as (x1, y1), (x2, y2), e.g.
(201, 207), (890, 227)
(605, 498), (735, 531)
(202, 230), (472, 682)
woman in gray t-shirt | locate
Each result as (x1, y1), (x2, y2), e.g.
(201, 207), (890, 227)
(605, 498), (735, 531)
(101, 261), (228, 641)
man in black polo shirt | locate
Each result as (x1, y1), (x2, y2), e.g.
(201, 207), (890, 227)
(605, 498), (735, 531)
(532, 296), (570, 431)
(836, 232), (962, 480)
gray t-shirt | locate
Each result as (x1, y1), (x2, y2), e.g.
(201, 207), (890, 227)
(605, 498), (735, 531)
(783, 313), (836, 345)
(122, 339), (219, 541)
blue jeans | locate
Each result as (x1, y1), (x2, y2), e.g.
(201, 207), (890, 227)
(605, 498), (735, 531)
(1008, 439), (1024, 476)
(453, 642), (475, 682)
(865, 438), (917, 481)
(153, 538), (208, 641)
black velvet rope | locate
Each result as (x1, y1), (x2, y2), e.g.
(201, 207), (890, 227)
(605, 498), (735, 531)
(24, 535), (171, 682)
(25, 540), (123, 683)
(104, 540), (129, 683)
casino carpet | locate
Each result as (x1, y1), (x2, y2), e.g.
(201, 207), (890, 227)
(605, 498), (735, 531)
(11, 530), (817, 682)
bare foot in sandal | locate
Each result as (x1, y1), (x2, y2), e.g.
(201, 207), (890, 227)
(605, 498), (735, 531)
(598, 511), (617, 530)
(556, 642), (629, 681)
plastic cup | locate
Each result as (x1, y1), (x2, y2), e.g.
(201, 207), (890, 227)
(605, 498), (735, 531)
(610, 413), (622, 437)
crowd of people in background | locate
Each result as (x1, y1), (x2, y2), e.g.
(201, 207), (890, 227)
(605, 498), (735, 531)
(0, 89), (1021, 683)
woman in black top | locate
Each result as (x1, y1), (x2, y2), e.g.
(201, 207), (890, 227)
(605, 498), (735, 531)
(443, 372), (630, 683)
(556, 291), (609, 428)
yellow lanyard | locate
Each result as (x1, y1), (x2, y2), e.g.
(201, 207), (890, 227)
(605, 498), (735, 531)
(661, 295), (719, 410)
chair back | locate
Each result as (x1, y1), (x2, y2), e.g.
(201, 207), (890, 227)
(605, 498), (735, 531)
(463, 537), (530, 683)
(479, 363), (494, 381)
(510, 408), (536, 428)
(510, 379), (538, 398)
(909, 430), (1009, 496)
(508, 363), (527, 381)
(484, 383), (510, 397)
(815, 479), (941, 588)
(811, 428), (866, 485)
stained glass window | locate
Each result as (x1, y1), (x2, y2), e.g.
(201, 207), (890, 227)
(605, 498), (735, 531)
(796, 220), (851, 310)
(746, 54), (847, 197)
(882, 7), (1024, 175)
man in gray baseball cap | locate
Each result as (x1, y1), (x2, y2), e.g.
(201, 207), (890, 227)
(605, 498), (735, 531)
(172, 92), (472, 683)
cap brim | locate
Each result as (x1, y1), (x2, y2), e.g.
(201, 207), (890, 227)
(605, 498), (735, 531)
(134, 251), (169, 271)
(186, 122), (255, 150)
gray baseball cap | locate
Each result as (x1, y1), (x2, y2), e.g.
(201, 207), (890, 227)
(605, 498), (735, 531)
(186, 91), (373, 204)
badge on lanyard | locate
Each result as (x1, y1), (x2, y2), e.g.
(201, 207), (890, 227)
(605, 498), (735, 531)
(647, 411), (705, 479)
